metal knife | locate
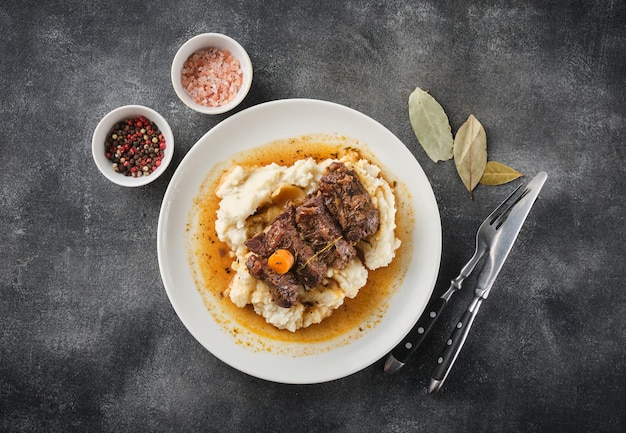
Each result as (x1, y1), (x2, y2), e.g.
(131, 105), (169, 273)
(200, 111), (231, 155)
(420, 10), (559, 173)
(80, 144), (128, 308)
(428, 171), (547, 393)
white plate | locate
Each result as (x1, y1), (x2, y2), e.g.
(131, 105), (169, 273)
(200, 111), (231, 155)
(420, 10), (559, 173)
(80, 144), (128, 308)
(157, 99), (441, 384)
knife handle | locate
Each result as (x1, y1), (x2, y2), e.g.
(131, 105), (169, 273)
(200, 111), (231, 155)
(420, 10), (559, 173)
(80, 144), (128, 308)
(390, 296), (447, 364)
(429, 296), (483, 392)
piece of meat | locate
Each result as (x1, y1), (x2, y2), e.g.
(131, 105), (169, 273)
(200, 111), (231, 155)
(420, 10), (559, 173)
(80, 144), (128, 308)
(245, 232), (270, 257)
(295, 194), (357, 269)
(246, 206), (327, 289)
(245, 254), (300, 308)
(317, 162), (380, 243)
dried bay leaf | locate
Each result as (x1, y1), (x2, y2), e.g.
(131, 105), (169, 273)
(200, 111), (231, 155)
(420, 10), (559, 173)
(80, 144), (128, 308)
(480, 161), (523, 185)
(408, 87), (454, 162)
(453, 114), (487, 198)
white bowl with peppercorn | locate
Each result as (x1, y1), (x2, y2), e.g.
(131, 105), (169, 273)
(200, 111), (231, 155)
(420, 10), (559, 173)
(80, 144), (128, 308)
(171, 33), (253, 115)
(92, 105), (174, 187)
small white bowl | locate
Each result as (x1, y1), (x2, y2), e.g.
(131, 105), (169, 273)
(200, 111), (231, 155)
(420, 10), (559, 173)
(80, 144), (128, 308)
(92, 105), (174, 187)
(171, 33), (253, 115)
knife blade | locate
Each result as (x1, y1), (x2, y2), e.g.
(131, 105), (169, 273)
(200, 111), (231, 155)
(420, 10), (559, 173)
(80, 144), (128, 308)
(427, 171), (547, 393)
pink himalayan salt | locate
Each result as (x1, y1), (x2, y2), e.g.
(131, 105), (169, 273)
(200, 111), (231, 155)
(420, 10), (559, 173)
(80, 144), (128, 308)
(181, 48), (244, 108)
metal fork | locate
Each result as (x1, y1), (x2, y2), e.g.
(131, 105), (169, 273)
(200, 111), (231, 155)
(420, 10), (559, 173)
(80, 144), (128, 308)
(384, 183), (525, 373)
(447, 183), (526, 299)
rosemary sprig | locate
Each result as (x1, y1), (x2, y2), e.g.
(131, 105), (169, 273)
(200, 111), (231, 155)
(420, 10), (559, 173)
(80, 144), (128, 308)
(301, 236), (343, 268)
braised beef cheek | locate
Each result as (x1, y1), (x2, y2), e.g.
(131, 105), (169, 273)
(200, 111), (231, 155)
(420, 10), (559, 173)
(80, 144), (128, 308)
(244, 162), (380, 307)
(317, 162), (380, 243)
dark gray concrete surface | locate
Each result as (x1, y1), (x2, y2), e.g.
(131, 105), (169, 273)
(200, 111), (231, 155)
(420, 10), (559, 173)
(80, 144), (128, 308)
(1, 0), (624, 431)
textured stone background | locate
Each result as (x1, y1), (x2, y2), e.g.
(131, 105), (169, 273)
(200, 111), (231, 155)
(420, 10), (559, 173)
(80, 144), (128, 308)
(1, 0), (624, 431)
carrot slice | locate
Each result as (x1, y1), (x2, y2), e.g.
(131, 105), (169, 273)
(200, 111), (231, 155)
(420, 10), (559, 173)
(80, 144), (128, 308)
(267, 249), (295, 274)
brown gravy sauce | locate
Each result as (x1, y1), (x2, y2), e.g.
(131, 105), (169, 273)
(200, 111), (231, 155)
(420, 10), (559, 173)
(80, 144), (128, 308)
(187, 134), (414, 355)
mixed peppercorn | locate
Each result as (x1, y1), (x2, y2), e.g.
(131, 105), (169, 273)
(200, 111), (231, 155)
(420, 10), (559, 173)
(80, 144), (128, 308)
(105, 116), (166, 177)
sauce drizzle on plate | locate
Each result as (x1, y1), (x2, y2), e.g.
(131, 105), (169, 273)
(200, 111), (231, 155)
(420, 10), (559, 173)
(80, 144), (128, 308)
(187, 134), (414, 356)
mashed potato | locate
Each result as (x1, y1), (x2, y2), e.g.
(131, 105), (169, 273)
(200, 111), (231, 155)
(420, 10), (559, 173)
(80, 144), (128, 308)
(215, 155), (400, 332)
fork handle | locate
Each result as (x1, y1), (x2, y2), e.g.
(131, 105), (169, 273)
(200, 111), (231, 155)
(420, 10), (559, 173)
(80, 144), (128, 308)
(388, 297), (447, 365)
(452, 244), (487, 292)
(428, 296), (483, 393)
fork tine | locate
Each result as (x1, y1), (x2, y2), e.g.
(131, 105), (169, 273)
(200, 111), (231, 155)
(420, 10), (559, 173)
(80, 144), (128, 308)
(493, 188), (531, 229)
(485, 183), (525, 227)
